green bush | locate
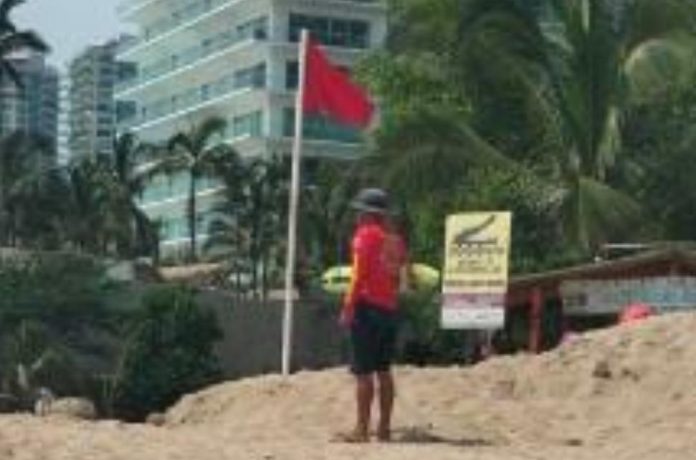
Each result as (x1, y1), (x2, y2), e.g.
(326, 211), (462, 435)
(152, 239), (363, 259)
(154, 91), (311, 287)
(0, 253), (119, 403)
(0, 253), (110, 331)
(110, 285), (223, 421)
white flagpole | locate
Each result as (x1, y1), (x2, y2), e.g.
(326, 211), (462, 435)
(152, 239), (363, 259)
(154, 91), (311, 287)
(282, 29), (309, 376)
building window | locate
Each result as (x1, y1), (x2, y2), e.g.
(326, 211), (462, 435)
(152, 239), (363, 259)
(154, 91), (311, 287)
(286, 61), (299, 90)
(330, 19), (350, 47)
(237, 16), (269, 40)
(234, 63), (266, 89)
(288, 14), (370, 49)
(283, 108), (294, 137)
(349, 21), (369, 48)
(232, 111), (263, 138)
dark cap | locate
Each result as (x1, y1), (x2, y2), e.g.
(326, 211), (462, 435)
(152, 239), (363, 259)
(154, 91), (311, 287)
(351, 188), (390, 214)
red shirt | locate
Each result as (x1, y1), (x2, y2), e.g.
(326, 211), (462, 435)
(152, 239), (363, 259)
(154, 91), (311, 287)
(344, 221), (406, 311)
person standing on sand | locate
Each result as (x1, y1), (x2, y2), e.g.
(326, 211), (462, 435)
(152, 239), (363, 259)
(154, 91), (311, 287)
(338, 188), (407, 443)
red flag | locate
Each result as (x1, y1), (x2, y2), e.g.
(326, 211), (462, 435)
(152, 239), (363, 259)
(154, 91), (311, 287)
(303, 38), (374, 128)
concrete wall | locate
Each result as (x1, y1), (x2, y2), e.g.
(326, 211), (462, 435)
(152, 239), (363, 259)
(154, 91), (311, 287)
(197, 290), (348, 378)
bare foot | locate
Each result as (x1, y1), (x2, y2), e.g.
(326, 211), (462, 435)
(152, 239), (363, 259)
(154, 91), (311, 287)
(332, 430), (370, 444)
(376, 429), (392, 442)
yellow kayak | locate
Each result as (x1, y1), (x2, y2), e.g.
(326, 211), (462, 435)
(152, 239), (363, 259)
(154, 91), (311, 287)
(321, 263), (440, 295)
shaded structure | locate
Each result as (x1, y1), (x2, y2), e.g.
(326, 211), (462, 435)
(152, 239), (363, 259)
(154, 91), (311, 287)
(504, 247), (696, 353)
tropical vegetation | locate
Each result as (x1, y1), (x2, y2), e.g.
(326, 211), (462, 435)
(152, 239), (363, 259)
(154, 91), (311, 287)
(4, 0), (696, 282)
(4, 0), (696, 412)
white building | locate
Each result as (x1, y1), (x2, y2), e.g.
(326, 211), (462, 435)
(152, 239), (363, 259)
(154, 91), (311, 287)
(69, 37), (138, 161)
(116, 0), (387, 259)
(0, 52), (59, 150)
(57, 72), (71, 164)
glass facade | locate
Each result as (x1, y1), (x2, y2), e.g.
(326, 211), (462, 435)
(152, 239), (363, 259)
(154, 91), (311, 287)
(0, 54), (59, 150)
(141, 172), (222, 205)
(231, 110), (263, 138)
(283, 108), (361, 143)
(289, 14), (370, 48)
(285, 61), (299, 90)
(234, 63), (266, 89)
(158, 211), (215, 242)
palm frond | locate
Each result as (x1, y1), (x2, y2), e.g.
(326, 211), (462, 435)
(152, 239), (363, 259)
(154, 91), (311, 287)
(369, 106), (518, 198)
(166, 133), (194, 158)
(0, 30), (49, 55)
(624, 33), (696, 102)
(561, 176), (643, 251)
(0, 0), (24, 32)
(624, 0), (696, 53)
(0, 60), (21, 88)
(192, 116), (227, 154)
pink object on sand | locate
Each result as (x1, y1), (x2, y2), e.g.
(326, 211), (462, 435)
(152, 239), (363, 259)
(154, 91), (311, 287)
(619, 303), (654, 324)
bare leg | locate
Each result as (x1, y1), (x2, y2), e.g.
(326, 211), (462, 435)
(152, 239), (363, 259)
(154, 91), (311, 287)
(354, 374), (374, 441)
(377, 371), (395, 441)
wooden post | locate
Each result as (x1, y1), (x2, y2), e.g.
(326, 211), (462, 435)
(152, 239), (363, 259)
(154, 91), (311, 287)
(529, 287), (543, 353)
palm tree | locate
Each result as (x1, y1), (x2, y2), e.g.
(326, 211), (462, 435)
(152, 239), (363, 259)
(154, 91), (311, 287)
(103, 133), (159, 259)
(0, 0), (49, 87)
(204, 155), (287, 298)
(204, 188), (250, 296)
(13, 164), (70, 249)
(461, 0), (696, 250)
(299, 159), (360, 270)
(0, 131), (31, 245)
(159, 116), (239, 262)
(246, 156), (287, 297)
(63, 158), (115, 254)
(0, 131), (58, 247)
(203, 146), (248, 289)
(59, 134), (159, 259)
(368, 0), (696, 253)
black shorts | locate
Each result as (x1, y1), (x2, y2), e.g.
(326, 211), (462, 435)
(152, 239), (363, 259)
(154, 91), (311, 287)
(350, 303), (399, 375)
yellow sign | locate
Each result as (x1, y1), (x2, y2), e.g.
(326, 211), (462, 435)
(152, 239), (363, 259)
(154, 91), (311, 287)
(441, 212), (512, 329)
(443, 212), (512, 294)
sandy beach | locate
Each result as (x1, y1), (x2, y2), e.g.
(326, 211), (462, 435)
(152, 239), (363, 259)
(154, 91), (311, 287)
(4, 313), (696, 460)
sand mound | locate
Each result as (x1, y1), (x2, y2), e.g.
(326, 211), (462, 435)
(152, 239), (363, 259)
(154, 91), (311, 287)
(4, 313), (696, 460)
(164, 312), (696, 445)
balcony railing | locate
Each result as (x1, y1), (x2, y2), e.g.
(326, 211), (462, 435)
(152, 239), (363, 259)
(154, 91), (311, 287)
(117, 0), (152, 15)
(122, 71), (265, 129)
(116, 29), (266, 94)
(120, 0), (236, 54)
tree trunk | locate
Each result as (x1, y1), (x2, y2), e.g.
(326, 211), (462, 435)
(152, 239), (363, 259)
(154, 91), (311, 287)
(250, 214), (260, 298)
(235, 232), (243, 302)
(251, 254), (259, 300)
(261, 248), (269, 302)
(6, 207), (13, 247)
(188, 170), (198, 263)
